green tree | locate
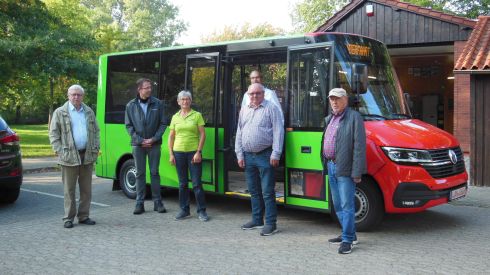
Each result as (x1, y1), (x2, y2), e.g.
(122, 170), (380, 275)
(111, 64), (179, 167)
(450, 0), (490, 19)
(201, 22), (284, 43)
(0, 0), (98, 122)
(405, 0), (450, 11)
(78, 0), (187, 52)
(291, 0), (349, 33)
(407, 0), (490, 19)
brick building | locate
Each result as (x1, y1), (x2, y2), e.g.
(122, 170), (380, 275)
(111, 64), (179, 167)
(454, 16), (490, 186)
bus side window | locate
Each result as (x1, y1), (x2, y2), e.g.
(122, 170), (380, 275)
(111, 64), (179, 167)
(106, 53), (160, 124)
(161, 51), (186, 122)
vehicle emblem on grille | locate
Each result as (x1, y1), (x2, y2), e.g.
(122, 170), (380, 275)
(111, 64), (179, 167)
(448, 149), (458, 164)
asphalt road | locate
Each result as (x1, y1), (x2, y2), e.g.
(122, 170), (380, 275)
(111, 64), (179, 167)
(1, 171), (489, 274)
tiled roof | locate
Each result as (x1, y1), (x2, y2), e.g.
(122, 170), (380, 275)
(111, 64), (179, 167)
(316, 0), (476, 32)
(454, 16), (490, 71)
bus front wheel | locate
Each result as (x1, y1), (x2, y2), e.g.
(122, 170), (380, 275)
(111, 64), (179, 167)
(119, 159), (137, 199)
(355, 177), (384, 231)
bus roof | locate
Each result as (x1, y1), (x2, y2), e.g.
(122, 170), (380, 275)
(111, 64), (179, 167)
(100, 32), (383, 58)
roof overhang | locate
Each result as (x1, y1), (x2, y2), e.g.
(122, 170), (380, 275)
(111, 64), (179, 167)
(388, 45), (454, 56)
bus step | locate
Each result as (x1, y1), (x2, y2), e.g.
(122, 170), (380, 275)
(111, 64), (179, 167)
(225, 192), (284, 203)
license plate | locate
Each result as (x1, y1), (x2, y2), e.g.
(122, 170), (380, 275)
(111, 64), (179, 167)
(449, 186), (467, 201)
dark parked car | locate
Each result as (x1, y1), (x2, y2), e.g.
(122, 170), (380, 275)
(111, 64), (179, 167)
(0, 116), (22, 203)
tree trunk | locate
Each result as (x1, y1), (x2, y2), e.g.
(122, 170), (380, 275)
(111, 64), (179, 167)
(48, 77), (54, 129)
(15, 105), (21, 124)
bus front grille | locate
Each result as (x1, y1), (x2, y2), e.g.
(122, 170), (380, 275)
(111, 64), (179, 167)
(421, 147), (465, 179)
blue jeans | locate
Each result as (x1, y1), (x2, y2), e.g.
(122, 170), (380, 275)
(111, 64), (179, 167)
(244, 148), (277, 226)
(327, 160), (356, 243)
(174, 151), (206, 214)
(132, 145), (162, 205)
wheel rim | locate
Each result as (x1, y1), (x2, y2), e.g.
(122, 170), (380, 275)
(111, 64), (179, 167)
(124, 166), (137, 193)
(355, 188), (369, 223)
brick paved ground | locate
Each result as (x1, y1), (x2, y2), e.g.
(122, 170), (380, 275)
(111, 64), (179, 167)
(1, 171), (489, 274)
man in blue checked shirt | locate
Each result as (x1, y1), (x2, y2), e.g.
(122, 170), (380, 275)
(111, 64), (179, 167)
(235, 83), (284, 236)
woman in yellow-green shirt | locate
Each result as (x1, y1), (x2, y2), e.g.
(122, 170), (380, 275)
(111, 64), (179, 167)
(168, 91), (208, 221)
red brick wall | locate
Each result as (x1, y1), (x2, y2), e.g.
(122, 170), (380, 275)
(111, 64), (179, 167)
(453, 41), (470, 153)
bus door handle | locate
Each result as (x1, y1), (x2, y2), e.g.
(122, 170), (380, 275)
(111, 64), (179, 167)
(218, 147), (231, 153)
(301, 146), (311, 153)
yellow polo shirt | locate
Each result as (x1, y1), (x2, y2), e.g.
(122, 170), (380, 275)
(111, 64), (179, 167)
(169, 109), (205, 152)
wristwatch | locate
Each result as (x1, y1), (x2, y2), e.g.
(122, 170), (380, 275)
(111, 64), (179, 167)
(196, 150), (202, 153)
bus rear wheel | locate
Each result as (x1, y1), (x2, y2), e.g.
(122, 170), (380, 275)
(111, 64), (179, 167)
(119, 159), (137, 199)
(355, 177), (384, 231)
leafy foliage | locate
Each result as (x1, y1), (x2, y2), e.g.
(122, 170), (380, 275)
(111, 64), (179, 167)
(201, 22), (284, 43)
(402, 0), (489, 19)
(77, 0), (187, 52)
(0, 0), (186, 123)
(291, 0), (349, 33)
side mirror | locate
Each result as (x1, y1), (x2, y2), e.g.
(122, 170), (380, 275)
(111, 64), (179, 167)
(352, 63), (368, 94)
(403, 92), (413, 115)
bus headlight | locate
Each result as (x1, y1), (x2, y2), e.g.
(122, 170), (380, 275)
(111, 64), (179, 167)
(381, 147), (432, 164)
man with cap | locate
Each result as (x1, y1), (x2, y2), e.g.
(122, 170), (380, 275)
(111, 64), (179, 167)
(321, 88), (366, 254)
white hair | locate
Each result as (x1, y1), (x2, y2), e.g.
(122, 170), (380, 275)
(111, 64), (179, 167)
(67, 84), (85, 95)
(247, 83), (265, 93)
(177, 90), (192, 101)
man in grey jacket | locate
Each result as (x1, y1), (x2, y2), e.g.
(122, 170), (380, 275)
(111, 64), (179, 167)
(321, 88), (366, 254)
(125, 78), (167, 215)
(49, 84), (100, 229)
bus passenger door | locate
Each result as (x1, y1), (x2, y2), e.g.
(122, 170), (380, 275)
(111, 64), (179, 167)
(284, 43), (334, 210)
(184, 53), (222, 192)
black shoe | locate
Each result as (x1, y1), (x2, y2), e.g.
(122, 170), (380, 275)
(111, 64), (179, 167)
(154, 201), (167, 213)
(64, 221), (73, 229)
(241, 220), (264, 230)
(198, 211), (209, 222)
(79, 218), (96, 225)
(174, 211), (190, 220)
(328, 235), (358, 245)
(260, 224), (278, 236)
(338, 242), (353, 254)
(133, 204), (145, 215)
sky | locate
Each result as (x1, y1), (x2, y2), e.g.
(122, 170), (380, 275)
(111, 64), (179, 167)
(170, 0), (301, 45)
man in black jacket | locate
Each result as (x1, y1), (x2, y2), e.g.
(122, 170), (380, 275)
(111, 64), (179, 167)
(125, 78), (167, 214)
(321, 88), (366, 254)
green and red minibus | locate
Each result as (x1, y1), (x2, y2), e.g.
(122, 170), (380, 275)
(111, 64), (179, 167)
(95, 32), (468, 231)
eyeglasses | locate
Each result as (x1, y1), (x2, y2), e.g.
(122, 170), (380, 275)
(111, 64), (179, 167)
(69, 93), (83, 97)
(248, 92), (263, 96)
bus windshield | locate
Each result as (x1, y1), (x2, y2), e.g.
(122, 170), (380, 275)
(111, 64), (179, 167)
(332, 35), (410, 120)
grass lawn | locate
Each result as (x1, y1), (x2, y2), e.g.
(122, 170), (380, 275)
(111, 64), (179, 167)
(11, 124), (55, 158)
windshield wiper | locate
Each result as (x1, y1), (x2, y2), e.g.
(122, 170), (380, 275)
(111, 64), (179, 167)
(362, 114), (387, 121)
(391, 113), (412, 119)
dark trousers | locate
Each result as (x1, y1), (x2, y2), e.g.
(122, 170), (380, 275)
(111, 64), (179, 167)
(174, 151), (207, 214)
(132, 145), (162, 205)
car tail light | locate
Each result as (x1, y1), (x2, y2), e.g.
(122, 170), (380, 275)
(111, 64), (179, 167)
(9, 168), (21, 176)
(0, 133), (20, 145)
